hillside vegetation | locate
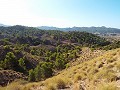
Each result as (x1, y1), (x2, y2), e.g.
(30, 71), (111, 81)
(0, 25), (120, 89)
(1, 48), (120, 90)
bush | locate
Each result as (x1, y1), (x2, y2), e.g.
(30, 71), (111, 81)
(65, 63), (70, 68)
(3, 45), (11, 51)
(56, 79), (66, 89)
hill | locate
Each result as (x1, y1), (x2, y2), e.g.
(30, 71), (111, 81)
(37, 26), (120, 34)
(0, 25), (109, 82)
(0, 25), (120, 89)
(1, 24), (120, 34)
(0, 25), (110, 46)
(1, 48), (120, 90)
(42, 48), (120, 90)
(27, 48), (120, 90)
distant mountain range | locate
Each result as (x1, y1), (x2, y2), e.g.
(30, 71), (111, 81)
(0, 23), (9, 27)
(0, 23), (120, 34)
(37, 26), (120, 34)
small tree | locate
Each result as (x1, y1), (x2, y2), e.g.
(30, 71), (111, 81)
(34, 65), (42, 81)
(0, 61), (5, 69)
(18, 58), (26, 70)
(55, 58), (65, 70)
(4, 52), (16, 69)
(28, 69), (35, 82)
(40, 62), (53, 78)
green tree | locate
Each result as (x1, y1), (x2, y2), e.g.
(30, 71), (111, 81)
(34, 65), (42, 81)
(40, 62), (53, 78)
(55, 58), (65, 70)
(0, 61), (5, 69)
(18, 58), (26, 70)
(28, 69), (35, 82)
(4, 52), (16, 69)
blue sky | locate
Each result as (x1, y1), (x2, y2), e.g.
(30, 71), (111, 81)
(0, 0), (120, 28)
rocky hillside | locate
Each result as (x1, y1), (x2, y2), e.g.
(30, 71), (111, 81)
(28, 48), (120, 90)
(1, 48), (120, 90)
(0, 70), (27, 86)
(0, 25), (120, 90)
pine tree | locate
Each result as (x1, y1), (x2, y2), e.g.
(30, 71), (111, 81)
(4, 52), (16, 69)
(18, 58), (26, 70)
(34, 65), (42, 81)
(28, 69), (35, 82)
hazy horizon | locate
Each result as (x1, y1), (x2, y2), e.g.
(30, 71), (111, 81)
(0, 0), (120, 28)
(1, 23), (120, 29)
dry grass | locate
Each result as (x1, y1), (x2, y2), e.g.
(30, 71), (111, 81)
(0, 80), (28, 90)
(44, 77), (69, 90)
(1, 48), (120, 90)
(21, 82), (39, 90)
(33, 48), (120, 89)
(47, 48), (120, 89)
(45, 84), (56, 90)
(97, 82), (118, 90)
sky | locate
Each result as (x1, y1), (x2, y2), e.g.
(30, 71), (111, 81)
(0, 0), (120, 28)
